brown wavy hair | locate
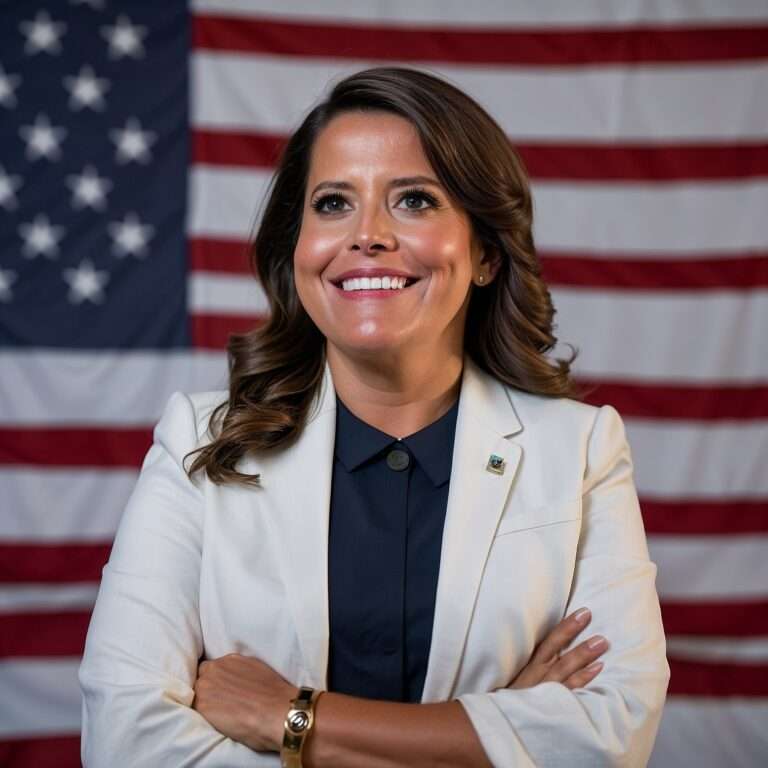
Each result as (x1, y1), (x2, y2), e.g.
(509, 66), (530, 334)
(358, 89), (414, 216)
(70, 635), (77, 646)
(186, 66), (579, 486)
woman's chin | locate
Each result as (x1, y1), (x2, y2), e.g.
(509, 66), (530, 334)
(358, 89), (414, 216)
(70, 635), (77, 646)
(329, 329), (412, 358)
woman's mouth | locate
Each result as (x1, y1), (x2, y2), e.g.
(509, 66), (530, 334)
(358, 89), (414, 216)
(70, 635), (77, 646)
(334, 275), (418, 293)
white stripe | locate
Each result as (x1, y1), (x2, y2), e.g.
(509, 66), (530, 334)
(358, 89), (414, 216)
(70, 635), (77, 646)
(188, 165), (270, 239)
(552, 288), (768, 382)
(0, 584), (98, 611)
(192, 0), (768, 28)
(650, 699), (768, 768)
(0, 351), (227, 424)
(189, 166), (768, 253)
(0, 468), (138, 540)
(627, 420), (768, 498)
(189, 271), (270, 315)
(650, 534), (768, 599)
(0, 659), (81, 736)
(666, 637), (768, 663)
(535, 181), (768, 253)
(192, 54), (768, 140)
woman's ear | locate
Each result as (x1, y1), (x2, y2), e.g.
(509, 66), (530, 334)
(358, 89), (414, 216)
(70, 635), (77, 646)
(473, 241), (503, 284)
(482, 246), (503, 281)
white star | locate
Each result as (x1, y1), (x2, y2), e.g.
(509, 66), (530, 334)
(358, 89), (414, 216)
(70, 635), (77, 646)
(101, 15), (147, 59)
(19, 114), (67, 161)
(19, 214), (65, 258)
(108, 212), (154, 257)
(109, 118), (156, 164)
(0, 268), (17, 302)
(63, 65), (110, 111)
(0, 65), (22, 108)
(0, 166), (23, 210)
(63, 259), (109, 304)
(19, 11), (67, 55)
(66, 166), (112, 210)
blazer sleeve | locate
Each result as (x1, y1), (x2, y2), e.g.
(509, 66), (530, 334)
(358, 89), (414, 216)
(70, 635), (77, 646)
(78, 392), (277, 767)
(457, 404), (670, 767)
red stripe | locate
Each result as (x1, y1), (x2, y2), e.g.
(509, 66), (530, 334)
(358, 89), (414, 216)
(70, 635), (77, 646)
(0, 736), (80, 768)
(522, 143), (768, 181)
(641, 498), (768, 535)
(189, 236), (768, 291)
(0, 611), (91, 657)
(189, 236), (252, 274)
(668, 656), (768, 697)
(0, 542), (111, 583)
(542, 252), (768, 290)
(661, 600), (768, 637)
(0, 427), (151, 467)
(578, 379), (768, 420)
(192, 16), (768, 65)
(193, 129), (285, 169)
(192, 130), (768, 181)
(191, 312), (265, 349)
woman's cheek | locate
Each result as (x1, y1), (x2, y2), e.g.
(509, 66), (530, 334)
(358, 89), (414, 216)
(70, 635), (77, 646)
(402, 223), (469, 268)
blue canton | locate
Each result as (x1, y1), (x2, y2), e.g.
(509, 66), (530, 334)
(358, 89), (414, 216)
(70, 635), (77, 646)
(0, 1), (189, 348)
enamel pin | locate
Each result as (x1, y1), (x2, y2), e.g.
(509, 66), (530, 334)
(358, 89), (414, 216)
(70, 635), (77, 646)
(486, 453), (506, 475)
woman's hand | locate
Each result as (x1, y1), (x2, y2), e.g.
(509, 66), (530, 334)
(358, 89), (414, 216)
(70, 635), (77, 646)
(192, 654), (296, 752)
(507, 607), (609, 690)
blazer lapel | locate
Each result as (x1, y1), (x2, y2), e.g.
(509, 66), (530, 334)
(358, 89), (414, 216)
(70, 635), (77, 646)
(242, 362), (336, 689)
(421, 357), (523, 702)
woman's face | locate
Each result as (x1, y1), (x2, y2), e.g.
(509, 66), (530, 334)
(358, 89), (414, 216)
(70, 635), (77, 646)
(293, 110), (486, 360)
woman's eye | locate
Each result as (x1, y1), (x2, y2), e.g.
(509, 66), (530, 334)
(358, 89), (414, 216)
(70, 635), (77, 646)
(396, 190), (439, 211)
(311, 194), (349, 213)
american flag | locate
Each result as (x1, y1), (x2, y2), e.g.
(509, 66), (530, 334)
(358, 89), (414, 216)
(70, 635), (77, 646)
(1, 1), (767, 765)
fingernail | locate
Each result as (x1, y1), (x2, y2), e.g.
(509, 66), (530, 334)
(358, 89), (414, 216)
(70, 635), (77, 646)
(586, 661), (603, 672)
(573, 608), (590, 624)
(588, 635), (607, 650)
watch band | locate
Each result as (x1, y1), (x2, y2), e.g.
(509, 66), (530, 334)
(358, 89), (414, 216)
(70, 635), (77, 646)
(280, 686), (321, 768)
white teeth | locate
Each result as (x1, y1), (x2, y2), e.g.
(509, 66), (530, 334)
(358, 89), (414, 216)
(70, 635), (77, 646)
(340, 276), (410, 291)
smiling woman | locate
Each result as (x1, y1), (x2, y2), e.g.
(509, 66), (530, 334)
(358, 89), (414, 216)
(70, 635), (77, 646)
(79, 68), (669, 768)
(187, 67), (580, 485)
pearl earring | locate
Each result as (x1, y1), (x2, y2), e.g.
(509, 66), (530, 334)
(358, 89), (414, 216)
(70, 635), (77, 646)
(478, 274), (485, 284)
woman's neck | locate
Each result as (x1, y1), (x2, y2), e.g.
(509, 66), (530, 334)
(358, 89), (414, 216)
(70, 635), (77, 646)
(326, 343), (463, 439)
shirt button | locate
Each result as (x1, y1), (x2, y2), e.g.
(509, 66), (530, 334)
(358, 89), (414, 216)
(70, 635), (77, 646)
(386, 448), (410, 471)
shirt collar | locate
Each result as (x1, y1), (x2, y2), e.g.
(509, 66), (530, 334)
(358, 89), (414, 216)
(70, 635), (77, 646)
(334, 393), (460, 487)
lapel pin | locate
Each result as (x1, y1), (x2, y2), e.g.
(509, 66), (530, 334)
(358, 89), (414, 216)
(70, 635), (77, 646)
(486, 454), (506, 475)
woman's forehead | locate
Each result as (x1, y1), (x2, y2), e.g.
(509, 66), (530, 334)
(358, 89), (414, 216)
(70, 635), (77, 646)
(308, 112), (432, 178)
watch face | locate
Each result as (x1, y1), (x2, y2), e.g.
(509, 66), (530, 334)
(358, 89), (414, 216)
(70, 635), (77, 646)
(288, 710), (310, 733)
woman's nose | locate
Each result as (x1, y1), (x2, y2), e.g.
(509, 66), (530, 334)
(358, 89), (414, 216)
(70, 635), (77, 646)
(348, 207), (398, 253)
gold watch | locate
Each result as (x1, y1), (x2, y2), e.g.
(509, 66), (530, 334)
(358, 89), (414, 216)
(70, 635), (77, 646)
(280, 686), (321, 768)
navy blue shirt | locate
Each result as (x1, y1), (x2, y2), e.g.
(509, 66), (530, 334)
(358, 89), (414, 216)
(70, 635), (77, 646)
(327, 393), (460, 702)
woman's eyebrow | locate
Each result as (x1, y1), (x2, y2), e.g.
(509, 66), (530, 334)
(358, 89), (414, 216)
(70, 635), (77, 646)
(389, 175), (441, 188)
(310, 180), (354, 196)
(309, 175), (442, 198)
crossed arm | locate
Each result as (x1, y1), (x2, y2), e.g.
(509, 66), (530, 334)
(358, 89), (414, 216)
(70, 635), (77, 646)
(191, 607), (610, 768)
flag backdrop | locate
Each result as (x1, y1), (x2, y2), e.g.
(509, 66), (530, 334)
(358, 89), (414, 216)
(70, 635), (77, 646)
(1, 0), (767, 765)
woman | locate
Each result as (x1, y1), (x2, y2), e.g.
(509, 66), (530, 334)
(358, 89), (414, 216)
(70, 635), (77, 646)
(79, 67), (669, 766)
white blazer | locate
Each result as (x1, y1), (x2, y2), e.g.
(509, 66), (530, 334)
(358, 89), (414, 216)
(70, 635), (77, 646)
(79, 356), (670, 767)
